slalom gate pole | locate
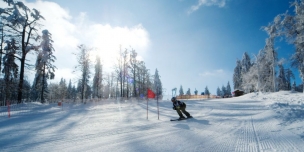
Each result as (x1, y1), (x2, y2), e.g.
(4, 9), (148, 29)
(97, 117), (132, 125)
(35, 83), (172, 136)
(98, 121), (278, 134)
(7, 101), (10, 118)
(157, 96), (159, 120)
(147, 99), (148, 120)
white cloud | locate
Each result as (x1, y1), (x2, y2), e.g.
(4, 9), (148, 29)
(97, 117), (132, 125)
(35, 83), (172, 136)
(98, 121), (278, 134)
(199, 69), (225, 77)
(199, 69), (233, 91)
(188, 0), (227, 14)
(21, 0), (150, 84)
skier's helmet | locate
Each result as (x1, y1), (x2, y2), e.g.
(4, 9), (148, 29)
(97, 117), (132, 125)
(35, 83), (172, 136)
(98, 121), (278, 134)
(171, 97), (176, 102)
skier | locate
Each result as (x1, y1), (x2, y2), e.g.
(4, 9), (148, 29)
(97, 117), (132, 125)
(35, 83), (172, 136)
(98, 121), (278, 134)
(171, 97), (192, 120)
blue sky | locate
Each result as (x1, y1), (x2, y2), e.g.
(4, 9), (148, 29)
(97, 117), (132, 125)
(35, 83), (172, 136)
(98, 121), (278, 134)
(5, 0), (301, 95)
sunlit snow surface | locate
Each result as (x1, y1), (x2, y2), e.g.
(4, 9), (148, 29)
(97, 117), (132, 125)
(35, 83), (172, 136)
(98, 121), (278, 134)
(0, 91), (304, 152)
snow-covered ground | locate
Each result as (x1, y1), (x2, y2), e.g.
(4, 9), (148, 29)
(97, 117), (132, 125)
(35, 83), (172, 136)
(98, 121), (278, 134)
(0, 91), (304, 152)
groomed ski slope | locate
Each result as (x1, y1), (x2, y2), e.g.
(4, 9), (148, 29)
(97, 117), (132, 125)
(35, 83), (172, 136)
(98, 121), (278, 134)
(0, 91), (304, 152)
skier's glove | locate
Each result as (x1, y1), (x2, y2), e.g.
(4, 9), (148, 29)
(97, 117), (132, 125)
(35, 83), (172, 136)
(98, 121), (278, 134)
(173, 107), (176, 110)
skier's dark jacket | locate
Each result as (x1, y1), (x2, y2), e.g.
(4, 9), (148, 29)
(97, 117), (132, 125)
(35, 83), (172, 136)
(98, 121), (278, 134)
(172, 100), (186, 110)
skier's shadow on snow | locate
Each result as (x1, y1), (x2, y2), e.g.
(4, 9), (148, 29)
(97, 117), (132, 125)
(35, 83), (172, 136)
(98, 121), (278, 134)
(173, 119), (210, 130)
(192, 119), (210, 125)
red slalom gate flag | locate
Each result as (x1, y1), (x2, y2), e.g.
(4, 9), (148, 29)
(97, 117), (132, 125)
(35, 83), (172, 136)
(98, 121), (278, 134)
(147, 89), (155, 98)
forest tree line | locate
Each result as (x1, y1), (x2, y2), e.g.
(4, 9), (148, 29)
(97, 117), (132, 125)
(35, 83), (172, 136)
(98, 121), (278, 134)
(0, 0), (162, 104)
(232, 0), (304, 93)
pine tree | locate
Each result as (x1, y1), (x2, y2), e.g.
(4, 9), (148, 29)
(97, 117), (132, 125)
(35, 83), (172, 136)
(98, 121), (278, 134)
(92, 56), (102, 98)
(153, 68), (162, 97)
(59, 78), (67, 100)
(67, 79), (72, 99)
(74, 44), (91, 102)
(179, 85), (184, 96)
(242, 62), (258, 92)
(186, 88), (191, 95)
(2, 1), (45, 103)
(277, 64), (287, 90)
(292, 81), (296, 91)
(276, 2), (304, 92)
(256, 48), (274, 92)
(30, 81), (39, 101)
(241, 52), (252, 75)
(194, 88), (198, 95)
(72, 85), (77, 101)
(263, 21), (278, 92)
(233, 59), (242, 90)
(221, 85), (226, 97)
(205, 86), (210, 97)
(216, 87), (221, 96)
(285, 69), (295, 90)
(0, 22), (5, 74)
(85, 84), (92, 99)
(2, 38), (19, 100)
(129, 48), (138, 97)
(226, 81), (232, 96)
(34, 30), (56, 103)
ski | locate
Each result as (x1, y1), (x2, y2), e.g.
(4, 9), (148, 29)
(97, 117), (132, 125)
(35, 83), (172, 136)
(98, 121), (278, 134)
(170, 117), (193, 121)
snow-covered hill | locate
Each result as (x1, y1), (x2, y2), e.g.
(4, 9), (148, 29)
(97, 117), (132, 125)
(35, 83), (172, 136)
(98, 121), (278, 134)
(0, 91), (304, 152)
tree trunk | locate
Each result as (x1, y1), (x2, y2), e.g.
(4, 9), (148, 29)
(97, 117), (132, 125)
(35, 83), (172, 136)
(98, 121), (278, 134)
(41, 63), (46, 103)
(133, 69), (136, 97)
(272, 50), (276, 92)
(0, 26), (3, 74)
(82, 73), (85, 103)
(120, 73), (123, 97)
(18, 26), (27, 104)
(17, 55), (25, 103)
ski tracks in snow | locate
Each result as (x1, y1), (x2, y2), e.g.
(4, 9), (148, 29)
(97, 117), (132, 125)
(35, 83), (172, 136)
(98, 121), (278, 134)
(174, 99), (304, 152)
(1, 99), (304, 151)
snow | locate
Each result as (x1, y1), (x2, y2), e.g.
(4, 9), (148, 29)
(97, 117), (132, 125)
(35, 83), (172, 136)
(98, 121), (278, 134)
(1, 91), (304, 152)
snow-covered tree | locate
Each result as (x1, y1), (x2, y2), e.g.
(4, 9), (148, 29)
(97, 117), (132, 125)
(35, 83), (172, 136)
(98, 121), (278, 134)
(85, 84), (92, 99)
(114, 47), (130, 97)
(205, 86), (210, 97)
(30, 80), (38, 101)
(292, 81), (296, 91)
(0, 22), (6, 74)
(256, 49), (274, 92)
(263, 21), (279, 92)
(186, 88), (191, 95)
(105, 72), (115, 98)
(58, 78), (67, 100)
(129, 48), (138, 97)
(0, 4), (15, 74)
(34, 30), (56, 103)
(47, 82), (60, 102)
(285, 68), (295, 90)
(2, 38), (18, 100)
(242, 61), (258, 93)
(153, 68), (162, 97)
(277, 63), (287, 90)
(194, 88), (198, 95)
(216, 87), (221, 96)
(276, 1), (304, 92)
(2, 1), (44, 103)
(122, 49), (129, 97)
(135, 61), (152, 97)
(179, 85), (184, 96)
(71, 85), (77, 101)
(233, 59), (242, 90)
(92, 56), (102, 98)
(226, 81), (232, 96)
(241, 52), (252, 75)
(74, 44), (91, 102)
(66, 79), (72, 99)
(221, 85), (226, 97)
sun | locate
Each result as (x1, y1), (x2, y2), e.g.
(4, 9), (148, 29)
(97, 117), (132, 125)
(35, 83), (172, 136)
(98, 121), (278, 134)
(89, 47), (120, 71)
